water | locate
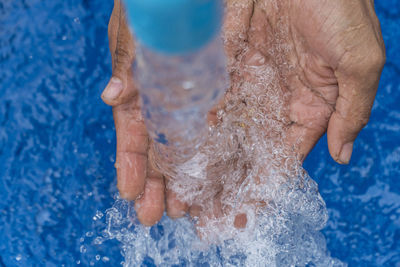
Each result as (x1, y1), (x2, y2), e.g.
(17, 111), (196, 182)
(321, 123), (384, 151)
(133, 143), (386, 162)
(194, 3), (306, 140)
(0, 0), (399, 266)
(130, 0), (227, 181)
(134, 37), (227, 180)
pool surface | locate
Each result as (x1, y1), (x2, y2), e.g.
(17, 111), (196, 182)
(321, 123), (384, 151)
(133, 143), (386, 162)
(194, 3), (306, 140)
(0, 0), (399, 266)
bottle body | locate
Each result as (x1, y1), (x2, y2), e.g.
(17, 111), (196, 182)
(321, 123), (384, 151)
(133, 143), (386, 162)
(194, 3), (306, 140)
(134, 37), (228, 178)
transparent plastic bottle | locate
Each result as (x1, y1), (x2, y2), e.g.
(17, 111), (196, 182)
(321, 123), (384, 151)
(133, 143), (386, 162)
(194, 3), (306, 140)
(125, 0), (228, 179)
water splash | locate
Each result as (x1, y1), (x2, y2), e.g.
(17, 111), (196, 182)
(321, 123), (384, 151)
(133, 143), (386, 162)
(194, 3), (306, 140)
(93, 78), (346, 264)
(94, 2), (347, 266)
(93, 176), (344, 266)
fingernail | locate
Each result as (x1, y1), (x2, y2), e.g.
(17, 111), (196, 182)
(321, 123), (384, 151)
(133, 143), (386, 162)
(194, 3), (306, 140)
(102, 77), (123, 100)
(339, 142), (353, 164)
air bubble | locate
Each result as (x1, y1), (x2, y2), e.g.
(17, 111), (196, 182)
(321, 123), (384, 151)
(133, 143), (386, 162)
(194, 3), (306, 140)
(80, 245), (87, 254)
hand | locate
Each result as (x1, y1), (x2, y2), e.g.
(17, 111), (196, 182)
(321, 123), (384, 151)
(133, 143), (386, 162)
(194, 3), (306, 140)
(223, 0), (385, 164)
(265, 0), (385, 163)
(101, 0), (385, 228)
(191, 0), (385, 230)
(101, 0), (190, 226)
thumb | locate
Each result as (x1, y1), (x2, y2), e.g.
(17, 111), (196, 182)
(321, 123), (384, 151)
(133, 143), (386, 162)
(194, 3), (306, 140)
(102, 0), (136, 106)
(327, 46), (385, 164)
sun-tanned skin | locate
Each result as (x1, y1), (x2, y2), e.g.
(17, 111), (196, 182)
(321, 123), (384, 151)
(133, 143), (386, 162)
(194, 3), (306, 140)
(101, 0), (385, 227)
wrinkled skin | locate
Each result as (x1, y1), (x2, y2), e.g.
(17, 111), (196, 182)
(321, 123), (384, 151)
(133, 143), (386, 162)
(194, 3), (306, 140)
(101, 0), (385, 227)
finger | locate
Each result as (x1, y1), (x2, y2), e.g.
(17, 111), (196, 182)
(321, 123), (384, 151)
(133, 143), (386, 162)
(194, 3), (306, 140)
(233, 213), (248, 229)
(207, 95), (225, 126)
(190, 198), (223, 242)
(114, 101), (148, 200)
(192, 200), (249, 242)
(107, 0), (122, 59)
(189, 204), (202, 219)
(135, 158), (166, 226)
(165, 186), (189, 219)
(327, 43), (385, 164)
(286, 125), (325, 162)
(205, 0), (253, 128)
(102, 0), (136, 106)
(190, 192), (250, 235)
(286, 83), (336, 161)
(224, 0), (254, 61)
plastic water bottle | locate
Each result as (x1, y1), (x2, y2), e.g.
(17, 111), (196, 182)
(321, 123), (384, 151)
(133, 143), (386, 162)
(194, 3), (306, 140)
(124, 0), (228, 179)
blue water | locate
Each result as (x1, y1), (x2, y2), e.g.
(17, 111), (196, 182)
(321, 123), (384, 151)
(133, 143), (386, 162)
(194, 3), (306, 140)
(0, 1), (399, 266)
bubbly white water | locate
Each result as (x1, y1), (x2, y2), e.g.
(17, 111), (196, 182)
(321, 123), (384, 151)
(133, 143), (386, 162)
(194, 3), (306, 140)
(94, 1), (348, 265)
(93, 65), (346, 266)
(94, 175), (344, 266)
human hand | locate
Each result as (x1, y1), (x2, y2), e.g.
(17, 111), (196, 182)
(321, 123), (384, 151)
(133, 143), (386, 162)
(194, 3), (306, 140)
(222, 0), (385, 164)
(187, 0), (385, 231)
(101, 0), (190, 226)
(101, 0), (385, 229)
(270, 0), (385, 163)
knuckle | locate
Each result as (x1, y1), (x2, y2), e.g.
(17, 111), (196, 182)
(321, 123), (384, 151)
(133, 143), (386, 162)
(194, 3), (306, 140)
(108, 4), (121, 36)
(336, 103), (371, 130)
(115, 46), (134, 65)
(112, 53), (132, 75)
(364, 42), (386, 73)
(351, 108), (370, 129)
(341, 41), (386, 77)
(357, 114), (370, 128)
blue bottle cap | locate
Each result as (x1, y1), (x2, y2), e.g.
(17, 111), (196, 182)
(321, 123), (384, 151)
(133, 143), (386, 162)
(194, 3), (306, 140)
(124, 0), (224, 55)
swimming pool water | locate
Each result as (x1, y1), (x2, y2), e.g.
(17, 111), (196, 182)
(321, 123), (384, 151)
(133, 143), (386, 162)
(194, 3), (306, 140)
(0, 1), (399, 266)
